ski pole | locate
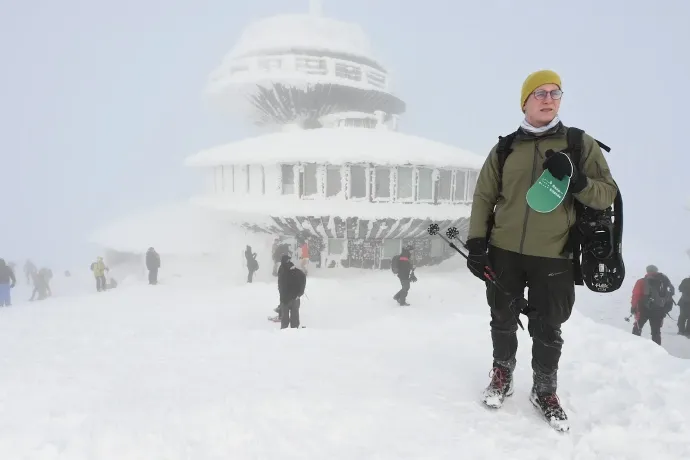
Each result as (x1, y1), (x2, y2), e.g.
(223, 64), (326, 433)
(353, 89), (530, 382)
(624, 314), (632, 322)
(427, 223), (526, 330)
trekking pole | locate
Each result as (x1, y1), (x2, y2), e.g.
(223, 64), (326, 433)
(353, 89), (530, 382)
(624, 314), (633, 322)
(427, 223), (526, 330)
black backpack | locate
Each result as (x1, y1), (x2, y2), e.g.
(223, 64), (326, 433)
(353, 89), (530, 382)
(492, 126), (625, 293)
(391, 255), (401, 275)
(643, 277), (670, 311)
(291, 268), (307, 297)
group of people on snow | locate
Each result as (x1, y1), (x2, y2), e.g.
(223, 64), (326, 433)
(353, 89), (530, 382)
(628, 265), (690, 344)
(88, 247), (160, 292)
(0, 258), (55, 306)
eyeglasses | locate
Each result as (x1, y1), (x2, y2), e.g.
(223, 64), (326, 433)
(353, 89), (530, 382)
(533, 89), (563, 100)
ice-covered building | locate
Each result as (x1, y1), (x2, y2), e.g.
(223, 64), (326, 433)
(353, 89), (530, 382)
(93, 3), (484, 274)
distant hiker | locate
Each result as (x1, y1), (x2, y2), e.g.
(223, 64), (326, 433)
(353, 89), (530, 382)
(678, 276), (690, 336)
(392, 247), (416, 306)
(90, 257), (109, 292)
(24, 259), (37, 284)
(272, 240), (291, 276)
(146, 247), (160, 285)
(298, 240), (309, 274)
(631, 265), (675, 345)
(38, 267), (53, 297)
(29, 270), (50, 301)
(466, 69), (618, 430)
(245, 245), (258, 283)
(0, 259), (16, 306)
(277, 254), (307, 329)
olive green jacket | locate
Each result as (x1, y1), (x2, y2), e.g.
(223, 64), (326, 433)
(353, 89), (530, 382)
(468, 123), (618, 258)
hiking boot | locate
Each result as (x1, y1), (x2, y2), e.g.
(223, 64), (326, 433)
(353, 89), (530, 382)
(481, 366), (514, 408)
(529, 389), (569, 432)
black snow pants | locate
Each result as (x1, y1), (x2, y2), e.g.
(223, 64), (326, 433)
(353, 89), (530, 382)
(148, 268), (158, 285)
(633, 308), (664, 345)
(486, 245), (575, 395)
(677, 301), (690, 335)
(280, 298), (300, 329)
(394, 277), (410, 304)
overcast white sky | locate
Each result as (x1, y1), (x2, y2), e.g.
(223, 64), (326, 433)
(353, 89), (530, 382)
(1, 0), (688, 275)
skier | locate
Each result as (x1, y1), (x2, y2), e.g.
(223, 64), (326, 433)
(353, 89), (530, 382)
(277, 254), (306, 329)
(90, 257), (109, 292)
(631, 265), (674, 345)
(245, 245), (258, 283)
(392, 247), (416, 306)
(146, 247), (160, 285)
(0, 259), (16, 306)
(677, 276), (690, 336)
(465, 69), (618, 429)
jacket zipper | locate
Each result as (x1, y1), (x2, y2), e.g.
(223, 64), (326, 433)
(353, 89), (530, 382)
(519, 142), (540, 254)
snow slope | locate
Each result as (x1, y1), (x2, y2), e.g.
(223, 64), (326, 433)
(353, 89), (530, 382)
(1, 259), (689, 459)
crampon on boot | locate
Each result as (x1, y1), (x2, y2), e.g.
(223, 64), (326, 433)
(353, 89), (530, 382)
(529, 389), (569, 432)
(482, 366), (514, 409)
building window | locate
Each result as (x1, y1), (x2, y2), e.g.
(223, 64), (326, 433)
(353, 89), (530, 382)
(366, 71), (386, 88)
(467, 170), (479, 201)
(437, 169), (452, 201)
(302, 163), (318, 197)
(417, 167), (433, 201)
(281, 164), (295, 195)
(350, 165), (367, 199)
(326, 165), (341, 197)
(335, 62), (362, 81)
(328, 238), (346, 255)
(382, 239), (401, 258)
(397, 167), (413, 200)
(374, 167), (390, 199)
(454, 170), (467, 201)
(214, 167), (223, 193)
(258, 58), (282, 71)
(296, 57), (327, 75)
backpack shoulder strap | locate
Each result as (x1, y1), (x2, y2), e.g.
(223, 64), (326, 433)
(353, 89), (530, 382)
(495, 130), (518, 194)
(566, 127), (611, 169)
(566, 127), (585, 169)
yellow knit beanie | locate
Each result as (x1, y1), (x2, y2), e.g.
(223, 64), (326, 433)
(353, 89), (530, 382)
(520, 70), (562, 111)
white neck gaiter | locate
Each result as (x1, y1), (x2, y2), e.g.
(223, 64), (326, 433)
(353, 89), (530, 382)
(520, 115), (561, 135)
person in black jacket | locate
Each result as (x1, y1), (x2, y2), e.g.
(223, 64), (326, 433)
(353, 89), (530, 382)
(277, 255), (306, 329)
(0, 258), (16, 306)
(393, 247), (416, 306)
(678, 276), (690, 335)
(146, 247), (161, 285)
(245, 245), (258, 283)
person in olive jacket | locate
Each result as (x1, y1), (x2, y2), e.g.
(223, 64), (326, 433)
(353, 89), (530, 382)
(465, 70), (618, 429)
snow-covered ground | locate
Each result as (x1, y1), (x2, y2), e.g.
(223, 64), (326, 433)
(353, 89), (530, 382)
(1, 258), (689, 459)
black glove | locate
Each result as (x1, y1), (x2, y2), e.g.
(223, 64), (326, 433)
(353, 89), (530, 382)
(543, 150), (588, 193)
(410, 272), (418, 283)
(465, 237), (488, 282)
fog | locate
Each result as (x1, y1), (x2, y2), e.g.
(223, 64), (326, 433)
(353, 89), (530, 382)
(1, 0), (688, 279)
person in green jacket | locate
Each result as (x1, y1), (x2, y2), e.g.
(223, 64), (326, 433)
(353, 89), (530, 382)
(465, 70), (618, 428)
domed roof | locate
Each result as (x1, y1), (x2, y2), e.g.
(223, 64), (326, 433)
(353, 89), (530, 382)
(185, 127), (485, 170)
(227, 14), (382, 68)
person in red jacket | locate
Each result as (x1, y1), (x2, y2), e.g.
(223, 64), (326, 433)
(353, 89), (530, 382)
(631, 265), (675, 345)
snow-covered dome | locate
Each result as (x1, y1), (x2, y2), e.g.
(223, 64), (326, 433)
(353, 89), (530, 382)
(185, 127), (485, 170)
(227, 14), (382, 69)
